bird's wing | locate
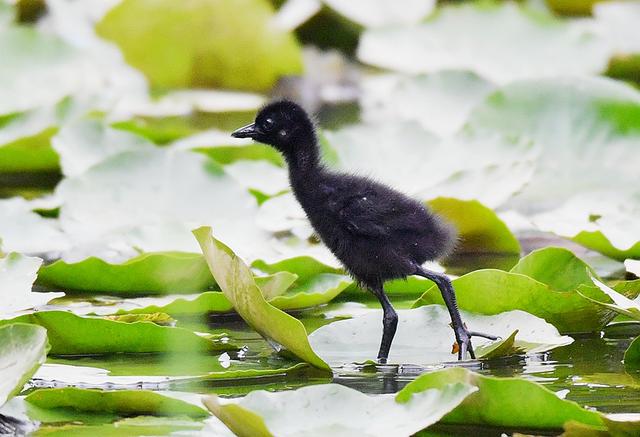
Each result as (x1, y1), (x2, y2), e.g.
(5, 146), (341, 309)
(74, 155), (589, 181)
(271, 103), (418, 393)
(337, 189), (419, 237)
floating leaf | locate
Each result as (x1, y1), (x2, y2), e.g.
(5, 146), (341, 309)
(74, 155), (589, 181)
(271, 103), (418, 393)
(97, 0), (302, 91)
(467, 77), (640, 214)
(0, 311), (230, 355)
(414, 247), (640, 333)
(38, 252), (215, 295)
(51, 116), (154, 177)
(0, 324), (48, 407)
(193, 226), (330, 370)
(309, 305), (571, 365)
(624, 336), (640, 368)
(396, 367), (603, 429)
(360, 71), (495, 136)
(25, 388), (208, 418)
(0, 252), (63, 316)
(0, 197), (69, 255)
(205, 381), (476, 437)
(55, 148), (274, 263)
(357, 3), (610, 83)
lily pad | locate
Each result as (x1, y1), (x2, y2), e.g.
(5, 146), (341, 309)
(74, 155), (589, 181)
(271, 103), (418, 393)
(396, 367), (603, 429)
(96, 0), (302, 91)
(51, 116), (154, 177)
(0, 311), (230, 355)
(0, 252), (63, 316)
(193, 226), (330, 371)
(0, 323), (48, 407)
(204, 381), (476, 437)
(357, 2), (610, 83)
(37, 252), (216, 294)
(467, 77), (640, 213)
(55, 147), (274, 263)
(360, 71), (495, 136)
(0, 197), (69, 255)
(579, 275), (640, 321)
(414, 247), (640, 333)
(25, 388), (208, 418)
(309, 305), (572, 365)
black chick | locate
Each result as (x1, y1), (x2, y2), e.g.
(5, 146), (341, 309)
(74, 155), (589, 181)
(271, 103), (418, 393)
(232, 100), (496, 363)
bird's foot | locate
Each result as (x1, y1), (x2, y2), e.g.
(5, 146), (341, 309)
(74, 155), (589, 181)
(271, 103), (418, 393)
(377, 356), (388, 365)
(451, 324), (499, 360)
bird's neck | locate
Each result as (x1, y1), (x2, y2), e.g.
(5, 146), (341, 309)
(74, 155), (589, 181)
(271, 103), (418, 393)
(285, 140), (324, 190)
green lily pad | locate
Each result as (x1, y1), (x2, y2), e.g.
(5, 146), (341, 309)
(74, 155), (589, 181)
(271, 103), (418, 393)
(96, 0), (302, 91)
(1, 252), (63, 316)
(0, 323), (48, 407)
(579, 275), (640, 322)
(0, 311), (231, 355)
(357, 2), (610, 83)
(414, 247), (640, 333)
(37, 252), (216, 294)
(309, 305), (572, 365)
(396, 367), (603, 429)
(205, 381), (476, 437)
(25, 388), (208, 418)
(193, 226), (330, 371)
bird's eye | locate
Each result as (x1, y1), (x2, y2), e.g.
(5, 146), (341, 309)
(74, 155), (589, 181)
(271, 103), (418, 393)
(279, 129), (287, 137)
(263, 118), (275, 131)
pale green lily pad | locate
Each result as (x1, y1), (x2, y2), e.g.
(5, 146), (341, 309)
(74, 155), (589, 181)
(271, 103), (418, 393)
(96, 0), (302, 91)
(0, 197), (69, 254)
(0, 323), (48, 407)
(0, 311), (231, 355)
(25, 388), (208, 418)
(467, 77), (640, 214)
(51, 116), (154, 177)
(205, 381), (476, 437)
(37, 252), (216, 294)
(357, 2), (610, 83)
(193, 226), (330, 371)
(1, 252), (63, 316)
(360, 71), (495, 136)
(309, 305), (572, 365)
(396, 367), (603, 429)
(55, 148), (274, 263)
(414, 247), (640, 333)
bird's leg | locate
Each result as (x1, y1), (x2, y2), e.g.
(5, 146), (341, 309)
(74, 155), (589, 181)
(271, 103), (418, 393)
(414, 266), (498, 360)
(369, 283), (398, 364)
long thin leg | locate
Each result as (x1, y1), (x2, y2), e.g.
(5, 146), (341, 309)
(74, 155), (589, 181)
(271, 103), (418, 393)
(414, 266), (497, 360)
(369, 282), (398, 364)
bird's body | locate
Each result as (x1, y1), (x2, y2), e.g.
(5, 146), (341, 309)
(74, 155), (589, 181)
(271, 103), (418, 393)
(289, 165), (456, 290)
(232, 100), (496, 362)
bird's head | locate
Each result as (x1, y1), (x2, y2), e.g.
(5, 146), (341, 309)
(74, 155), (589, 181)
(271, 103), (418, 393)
(231, 100), (315, 154)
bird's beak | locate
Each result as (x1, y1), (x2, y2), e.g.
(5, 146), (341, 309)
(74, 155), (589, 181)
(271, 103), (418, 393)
(231, 123), (258, 139)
